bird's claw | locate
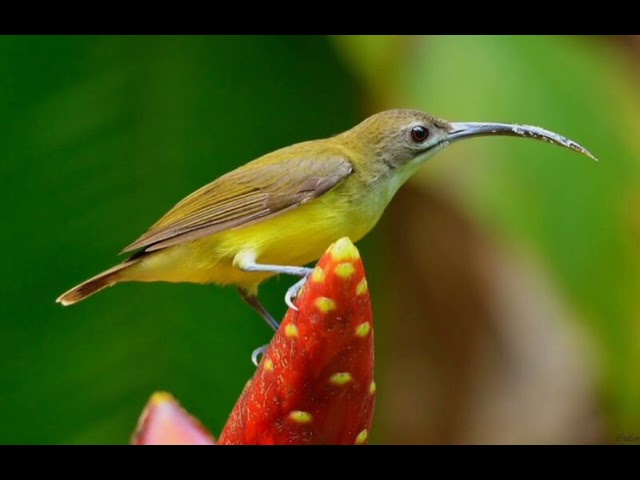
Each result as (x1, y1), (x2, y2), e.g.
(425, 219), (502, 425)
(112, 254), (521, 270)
(284, 269), (313, 311)
(251, 344), (269, 367)
(285, 284), (301, 311)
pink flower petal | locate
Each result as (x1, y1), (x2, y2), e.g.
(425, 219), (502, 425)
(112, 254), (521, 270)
(132, 392), (215, 445)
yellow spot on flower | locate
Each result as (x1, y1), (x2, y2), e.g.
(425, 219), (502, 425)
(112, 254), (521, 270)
(355, 429), (368, 445)
(356, 278), (368, 295)
(355, 322), (371, 337)
(369, 381), (376, 395)
(288, 411), (313, 424)
(330, 237), (360, 262)
(312, 266), (326, 283)
(329, 372), (353, 386)
(150, 391), (175, 405)
(315, 297), (336, 313)
(334, 262), (355, 279)
(263, 358), (274, 371)
(285, 324), (299, 338)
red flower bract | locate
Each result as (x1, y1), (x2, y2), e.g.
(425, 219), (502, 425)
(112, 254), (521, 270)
(132, 237), (375, 445)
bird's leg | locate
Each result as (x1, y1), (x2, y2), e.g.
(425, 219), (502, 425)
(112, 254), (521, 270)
(235, 254), (314, 311)
(238, 288), (278, 366)
(238, 262), (313, 278)
(238, 288), (279, 332)
(236, 255), (314, 366)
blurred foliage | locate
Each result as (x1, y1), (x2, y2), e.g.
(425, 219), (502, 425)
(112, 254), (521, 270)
(0, 35), (359, 443)
(1, 35), (639, 444)
(334, 35), (640, 433)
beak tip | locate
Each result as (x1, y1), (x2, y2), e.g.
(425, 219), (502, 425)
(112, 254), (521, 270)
(582, 148), (598, 162)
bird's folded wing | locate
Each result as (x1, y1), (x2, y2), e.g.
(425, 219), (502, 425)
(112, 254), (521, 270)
(122, 156), (353, 253)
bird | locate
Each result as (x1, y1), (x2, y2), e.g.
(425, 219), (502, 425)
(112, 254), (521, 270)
(57, 109), (595, 332)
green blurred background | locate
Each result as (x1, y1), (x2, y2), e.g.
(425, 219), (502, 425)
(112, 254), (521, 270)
(1, 35), (639, 444)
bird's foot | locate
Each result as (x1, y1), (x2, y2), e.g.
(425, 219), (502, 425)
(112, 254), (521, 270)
(284, 268), (314, 311)
(251, 344), (269, 367)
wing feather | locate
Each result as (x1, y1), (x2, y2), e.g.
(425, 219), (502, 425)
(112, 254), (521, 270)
(123, 155), (353, 253)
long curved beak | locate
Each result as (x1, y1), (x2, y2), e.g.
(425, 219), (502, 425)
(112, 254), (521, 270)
(447, 122), (596, 160)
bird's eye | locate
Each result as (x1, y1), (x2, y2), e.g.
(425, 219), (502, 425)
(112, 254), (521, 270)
(410, 125), (429, 143)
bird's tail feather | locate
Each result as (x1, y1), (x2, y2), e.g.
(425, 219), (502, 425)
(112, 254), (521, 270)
(56, 260), (138, 306)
